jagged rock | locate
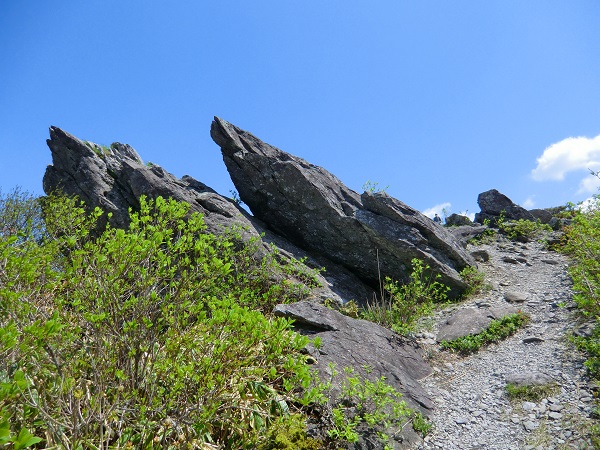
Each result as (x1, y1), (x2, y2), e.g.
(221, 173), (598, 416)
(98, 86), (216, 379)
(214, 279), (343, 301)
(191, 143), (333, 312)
(529, 209), (553, 224)
(273, 301), (433, 416)
(42, 126), (377, 305)
(448, 225), (488, 247)
(436, 305), (519, 342)
(211, 117), (475, 298)
(474, 189), (535, 225)
(548, 217), (572, 231)
(43, 126), (247, 235)
(445, 213), (473, 227)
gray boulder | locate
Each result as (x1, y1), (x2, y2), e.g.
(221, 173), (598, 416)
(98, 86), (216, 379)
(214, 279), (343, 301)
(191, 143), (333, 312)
(273, 301), (433, 447)
(43, 126), (377, 305)
(529, 209), (553, 224)
(436, 304), (519, 342)
(505, 372), (555, 387)
(211, 117), (475, 298)
(474, 189), (535, 225)
(445, 213), (473, 227)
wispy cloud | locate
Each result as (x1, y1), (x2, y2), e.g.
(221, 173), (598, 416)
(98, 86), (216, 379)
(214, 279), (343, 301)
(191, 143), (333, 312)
(577, 174), (600, 195)
(522, 196), (535, 209)
(531, 135), (600, 181)
(422, 202), (451, 219)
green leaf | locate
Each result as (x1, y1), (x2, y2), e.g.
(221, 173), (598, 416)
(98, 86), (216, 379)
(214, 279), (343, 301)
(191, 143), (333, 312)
(13, 427), (42, 450)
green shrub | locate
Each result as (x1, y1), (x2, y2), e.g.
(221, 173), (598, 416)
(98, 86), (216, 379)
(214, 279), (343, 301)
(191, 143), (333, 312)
(506, 382), (558, 402)
(0, 194), (325, 449)
(459, 266), (488, 297)
(258, 414), (322, 450)
(0, 187), (45, 241)
(440, 312), (529, 354)
(497, 212), (552, 242)
(327, 367), (414, 447)
(362, 259), (449, 335)
(562, 205), (600, 316)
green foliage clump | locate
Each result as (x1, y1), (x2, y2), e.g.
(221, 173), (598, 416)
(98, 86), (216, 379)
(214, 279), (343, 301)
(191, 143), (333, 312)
(497, 212), (552, 242)
(362, 180), (389, 194)
(327, 367), (414, 447)
(571, 323), (600, 380)
(258, 414), (322, 450)
(440, 312), (529, 354)
(506, 382), (558, 402)
(459, 266), (488, 298)
(0, 193), (326, 449)
(562, 205), (600, 316)
(0, 187), (45, 241)
(362, 259), (449, 335)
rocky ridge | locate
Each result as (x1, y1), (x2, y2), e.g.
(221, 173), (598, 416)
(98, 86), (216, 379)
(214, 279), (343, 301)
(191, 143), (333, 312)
(41, 120), (593, 449)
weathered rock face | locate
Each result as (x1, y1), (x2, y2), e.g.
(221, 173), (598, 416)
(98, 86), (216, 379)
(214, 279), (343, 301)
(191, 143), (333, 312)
(529, 208), (553, 224)
(211, 117), (475, 298)
(474, 189), (535, 224)
(445, 213), (473, 227)
(273, 301), (432, 447)
(42, 126), (377, 306)
(43, 126), (247, 235)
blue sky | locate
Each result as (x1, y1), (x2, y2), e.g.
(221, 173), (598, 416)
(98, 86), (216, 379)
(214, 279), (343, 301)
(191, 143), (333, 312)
(2, 1), (600, 219)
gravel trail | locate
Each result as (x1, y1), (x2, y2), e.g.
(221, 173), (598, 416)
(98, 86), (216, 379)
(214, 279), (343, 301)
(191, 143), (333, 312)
(414, 237), (595, 450)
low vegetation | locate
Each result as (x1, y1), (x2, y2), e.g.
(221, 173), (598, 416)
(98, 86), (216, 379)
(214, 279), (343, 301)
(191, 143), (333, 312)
(440, 312), (529, 355)
(459, 266), (488, 298)
(496, 214), (552, 242)
(0, 188), (431, 449)
(362, 258), (449, 335)
(558, 190), (600, 445)
(505, 382), (559, 402)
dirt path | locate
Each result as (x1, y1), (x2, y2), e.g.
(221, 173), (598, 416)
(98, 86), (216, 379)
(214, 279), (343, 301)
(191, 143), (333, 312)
(414, 236), (595, 450)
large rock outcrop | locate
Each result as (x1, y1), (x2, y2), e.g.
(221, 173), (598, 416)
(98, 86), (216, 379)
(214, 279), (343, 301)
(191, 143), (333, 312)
(211, 117), (475, 298)
(474, 189), (535, 224)
(43, 126), (245, 235)
(42, 126), (375, 305)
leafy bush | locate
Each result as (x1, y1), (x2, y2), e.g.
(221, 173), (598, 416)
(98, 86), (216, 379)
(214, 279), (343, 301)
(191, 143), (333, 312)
(459, 266), (488, 298)
(1, 194), (326, 448)
(497, 212), (552, 242)
(440, 312), (529, 354)
(562, 204), (600, 316)
(362, 259), (449, 335)
(0, 187), (45, 241)
(326, 367), (414, 447)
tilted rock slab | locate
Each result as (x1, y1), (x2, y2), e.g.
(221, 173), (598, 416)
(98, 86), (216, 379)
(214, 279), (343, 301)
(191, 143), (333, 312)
(211, 117), (475, 298)
(274, 301), (433, 447)
(43, 126), (379, 305)
(436, 304), (519, 342)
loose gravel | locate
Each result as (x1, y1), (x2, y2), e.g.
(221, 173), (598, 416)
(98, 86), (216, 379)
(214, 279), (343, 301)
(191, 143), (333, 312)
(413, 236), (596, 450)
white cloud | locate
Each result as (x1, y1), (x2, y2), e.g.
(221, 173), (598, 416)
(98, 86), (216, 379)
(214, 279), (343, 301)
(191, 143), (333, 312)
(578, 196), (600, 212)
(462, 211), (476, 222)
(531, 135), (600, 181)
(422, 202), (451, 219)
(577, 174), (600, 195)
(522, 196), (535, 209)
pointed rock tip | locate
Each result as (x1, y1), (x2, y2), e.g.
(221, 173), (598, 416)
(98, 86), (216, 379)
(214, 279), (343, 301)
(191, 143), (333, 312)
(48, 126), (79, 143)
